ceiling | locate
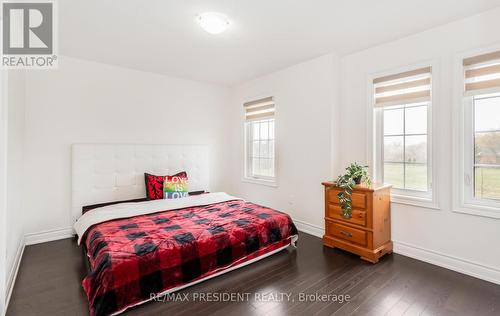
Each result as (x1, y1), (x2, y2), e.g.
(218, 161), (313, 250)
(60, 0), (500, 86)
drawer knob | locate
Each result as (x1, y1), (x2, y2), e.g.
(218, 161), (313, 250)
(340, 230), (353, 238)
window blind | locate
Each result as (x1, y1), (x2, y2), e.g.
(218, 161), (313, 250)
(463, 50), (500, 96)
(244, 96), (274, 121)
(373, 67), (432, 107)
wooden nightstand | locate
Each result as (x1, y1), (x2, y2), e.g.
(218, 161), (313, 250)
(322, 182), (393, 263)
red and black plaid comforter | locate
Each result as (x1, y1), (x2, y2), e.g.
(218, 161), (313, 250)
(82, 199), (298, 316)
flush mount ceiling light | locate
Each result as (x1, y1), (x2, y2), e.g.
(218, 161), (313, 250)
(196, 12), (230, 34)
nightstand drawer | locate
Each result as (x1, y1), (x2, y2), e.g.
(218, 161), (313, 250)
(327, 222), (367, 247)
(327, 204), (367, 227)
(327, 189), (367, 209)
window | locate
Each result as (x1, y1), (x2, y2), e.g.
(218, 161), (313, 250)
(382, 103), (428, 191)
(472, 94), (500, 201)
(462, 50), (500, 209)
(373, 67), (433, 200)
(244, 97), (276, 184)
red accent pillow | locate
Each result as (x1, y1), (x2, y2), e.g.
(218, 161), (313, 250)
(144, 172), (187, 200)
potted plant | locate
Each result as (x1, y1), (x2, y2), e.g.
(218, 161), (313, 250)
(335, 162), (372, 218)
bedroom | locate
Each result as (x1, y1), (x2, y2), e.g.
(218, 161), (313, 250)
(0, 1), (500, 315)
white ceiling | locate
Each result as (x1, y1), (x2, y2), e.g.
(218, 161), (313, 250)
(60, 0), (500, 85)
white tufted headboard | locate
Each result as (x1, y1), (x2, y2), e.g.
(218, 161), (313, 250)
(71, 144), (209, 222)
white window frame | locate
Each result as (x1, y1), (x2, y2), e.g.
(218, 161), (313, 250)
(370, 62), (439, 209)
(463, 94), (500, 208)
(458, 94), (500, 217)
(454, 46), (500, 219)
(242, 97), (277, 187)
(375, 102), (432, 196)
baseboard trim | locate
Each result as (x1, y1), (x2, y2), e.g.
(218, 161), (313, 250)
(24, 227), (74, 246)
(5, 237), (25, 310)
(292, 218), (324, 238)
(292, 218), (500, 285)
(14, 225), (500, 298)
(393, 240), (500, 285)
(5, 227), (75, 309)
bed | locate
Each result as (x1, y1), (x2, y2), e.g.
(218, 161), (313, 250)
(72, 144), (298, 316)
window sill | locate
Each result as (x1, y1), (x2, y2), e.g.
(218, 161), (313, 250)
(453, 203), (500, 219)
(391, 194), (440, 210)
(241, 177), (278, 188)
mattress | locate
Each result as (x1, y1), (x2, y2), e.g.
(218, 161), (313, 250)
(75, 192), (298, 316)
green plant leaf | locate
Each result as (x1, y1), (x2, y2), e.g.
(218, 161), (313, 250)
(334, 162), (372, 217)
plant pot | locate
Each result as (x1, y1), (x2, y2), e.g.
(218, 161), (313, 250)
(353, 176), (362, 184)
(342, 212), (352, 219)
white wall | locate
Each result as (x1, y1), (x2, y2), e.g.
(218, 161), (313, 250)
(22, 56), (231, 236)
(7, 6), (500, 294)
(340, 8), (500, 282)
(0, 70), (8, 316)
(226, 54), (340, 233)
(5, 70), (26, 300)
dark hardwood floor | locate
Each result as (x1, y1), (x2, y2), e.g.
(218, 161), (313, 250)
(7, 233), (500, 316)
